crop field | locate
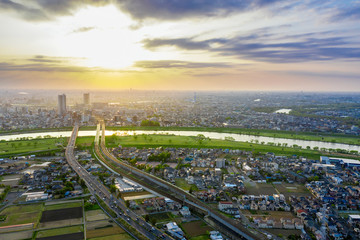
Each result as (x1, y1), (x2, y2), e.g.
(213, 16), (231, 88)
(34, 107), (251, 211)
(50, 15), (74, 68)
(0, 203), (43, 227)
(36, 232), (84, 240)
(0, 229), (33, 240)
(89, 233), (134, 240)
(40, 207), (83, 222)
(36, 225), (83, 238)
(181, 220), (213, 238)
(44, 200), (82, 211)
(38, 218), (83, 229)
(86, 226), (125, 238)
(86, 209), (109, 221)
(86, 219), (114, 230)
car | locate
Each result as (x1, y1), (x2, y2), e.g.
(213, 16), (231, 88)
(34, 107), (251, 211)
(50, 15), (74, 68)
(127, 217), (130, 221)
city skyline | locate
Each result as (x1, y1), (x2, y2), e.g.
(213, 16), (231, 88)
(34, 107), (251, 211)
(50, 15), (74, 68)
(0, 0), (360, 91)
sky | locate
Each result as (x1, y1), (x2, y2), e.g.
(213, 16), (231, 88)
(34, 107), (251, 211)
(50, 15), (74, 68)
(0, 0), (359, 91)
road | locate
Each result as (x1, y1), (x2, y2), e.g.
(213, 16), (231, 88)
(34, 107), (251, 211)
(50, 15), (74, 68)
(97, 122), (264, 240)
(65, 125), (171, 240)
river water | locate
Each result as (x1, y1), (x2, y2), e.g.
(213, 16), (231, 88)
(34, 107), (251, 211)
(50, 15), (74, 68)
(0, 130), (359, 152)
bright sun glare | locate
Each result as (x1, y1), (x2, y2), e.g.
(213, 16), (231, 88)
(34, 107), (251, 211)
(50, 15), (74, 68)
(58, 5), (145, 69)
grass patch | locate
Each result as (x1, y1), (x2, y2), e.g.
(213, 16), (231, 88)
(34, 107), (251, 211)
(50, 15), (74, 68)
(0, 138), (66, 157)
(190, 234), (211, 240)
(103, 126), (360, 146)
(36, 225), (83, 238)
(0, 203), (43, 226)
(148, 212), (172, 223)
(44, 201), (82, 211)
(87, 226), (125, 238)
(81, 134), (360, 160)
(181, 220), (213, 238)
(175, 178), (193, 191)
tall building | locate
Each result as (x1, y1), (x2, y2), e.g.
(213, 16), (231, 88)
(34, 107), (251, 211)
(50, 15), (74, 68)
(58, 94), (66, 115)
(83, 93), (90, 105)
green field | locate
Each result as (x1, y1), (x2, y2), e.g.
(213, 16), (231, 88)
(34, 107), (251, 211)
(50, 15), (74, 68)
(44, 201), (83, 211)
(104, 126), (360, 146)
(0, 137), (66, 156)
(181, 220), (213, 238)
(78, 134), (359, 160)
(175, 178), (195, 191)
(0, 203), (43, 227)
(35, 225), (83, 238)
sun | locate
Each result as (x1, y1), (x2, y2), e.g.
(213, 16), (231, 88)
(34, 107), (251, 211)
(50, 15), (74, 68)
(56, 5), (145, 69)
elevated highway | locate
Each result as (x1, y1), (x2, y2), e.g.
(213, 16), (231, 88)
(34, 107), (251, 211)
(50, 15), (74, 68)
(97, 122), (264, 240)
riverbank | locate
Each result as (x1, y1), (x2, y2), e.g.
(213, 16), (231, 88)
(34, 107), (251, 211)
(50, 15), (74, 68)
(1, 126), (359, 146)
(77, 135), (360, 161)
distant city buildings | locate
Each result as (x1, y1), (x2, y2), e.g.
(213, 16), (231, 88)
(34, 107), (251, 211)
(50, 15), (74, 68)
(58, 94), (66, 115)
(83, 93), (90, 105)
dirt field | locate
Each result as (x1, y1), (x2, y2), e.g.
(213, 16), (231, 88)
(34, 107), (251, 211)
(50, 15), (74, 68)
(0, 174), (21, 187)
(245, 183), (278, 195)
(36, 232), (84, 240)
(181, 220), (213, 238)
(38, 218), (82, 229)
(86, 219), (114, 230)
(89, 233), (133, 240)
(40, 207), (82, 222)
(86, 210), (109, 222)
(273, 183), (312, 199)
(266, 228), (301, 238)
(242, 210), (296, 221)
(87, 226), (125, 238)
(0, 229), (33, 240)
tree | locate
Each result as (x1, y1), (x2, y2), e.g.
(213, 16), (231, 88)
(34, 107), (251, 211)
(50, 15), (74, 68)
(196, 134), (206, 145)
(109, 184), (117, 193)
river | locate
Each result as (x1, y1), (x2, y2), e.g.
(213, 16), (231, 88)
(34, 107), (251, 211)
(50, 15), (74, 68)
(1, 130), (359, 152)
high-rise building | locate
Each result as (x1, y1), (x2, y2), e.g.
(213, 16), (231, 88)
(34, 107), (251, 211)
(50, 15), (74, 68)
(83, 93), (90, 105)
(58, 94), (66, 115)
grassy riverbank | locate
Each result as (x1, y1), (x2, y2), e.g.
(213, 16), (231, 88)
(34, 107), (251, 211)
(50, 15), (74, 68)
(1, 126), (359, 146)
(76, 134), (360, 161)
(0, 138), (66, 157)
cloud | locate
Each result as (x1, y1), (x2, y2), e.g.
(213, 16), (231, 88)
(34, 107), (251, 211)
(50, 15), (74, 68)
(142, 38), (227, 50)
(133, 60), (232, 69)
(0, 62), (88, 72)
(0, 0), (49, 21)
(142, 33), (360, 63)
(71, 26), (96, 33)
(331, 6), (360, 21)
(0, 0), (284, 22)
(0, 0), (108, 21)
(284, 70), (360, 79)
(115, 0), (282, 21)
